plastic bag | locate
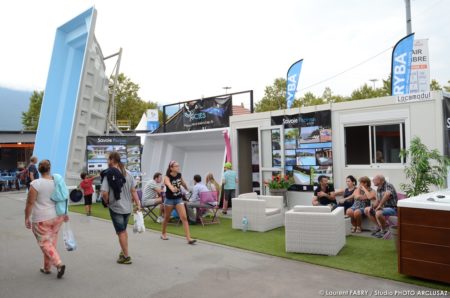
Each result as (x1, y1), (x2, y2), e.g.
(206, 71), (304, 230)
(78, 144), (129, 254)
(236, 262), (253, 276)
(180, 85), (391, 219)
(133, 211), (145, 234)
(62, 222), (77, 251)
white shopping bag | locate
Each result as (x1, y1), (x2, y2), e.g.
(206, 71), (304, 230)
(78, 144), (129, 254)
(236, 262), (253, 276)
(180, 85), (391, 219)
(62, 222), (77, 251)
(133, 211), (145, 234)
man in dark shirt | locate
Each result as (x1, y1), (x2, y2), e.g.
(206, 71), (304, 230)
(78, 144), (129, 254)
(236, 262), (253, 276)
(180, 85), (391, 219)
(312, 175), (336, 208)
(26, 156), (39, 190)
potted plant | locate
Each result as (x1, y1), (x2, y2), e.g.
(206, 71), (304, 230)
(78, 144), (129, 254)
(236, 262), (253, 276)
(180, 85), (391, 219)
(265, 174), (291, 207)
(399, 136), (450, 197)
(390, 137), (450, 252)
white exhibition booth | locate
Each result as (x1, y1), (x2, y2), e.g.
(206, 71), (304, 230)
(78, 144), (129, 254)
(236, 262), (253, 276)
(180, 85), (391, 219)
(141, 128), (226, 188)
(229, 91), (445, 207)
(139, 91), (446, 208)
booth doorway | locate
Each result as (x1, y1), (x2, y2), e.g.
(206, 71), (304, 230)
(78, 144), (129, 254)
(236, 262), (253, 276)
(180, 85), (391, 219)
(236, 127), (259, 195)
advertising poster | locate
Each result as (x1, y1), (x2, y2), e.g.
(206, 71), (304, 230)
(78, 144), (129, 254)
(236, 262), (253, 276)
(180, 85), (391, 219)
(409, 39), (430, 94)
(146, 109), (160, 132)
(86, 136), (141, 180)
(272, 110), (333, 191)
(163, 96), (232, 132)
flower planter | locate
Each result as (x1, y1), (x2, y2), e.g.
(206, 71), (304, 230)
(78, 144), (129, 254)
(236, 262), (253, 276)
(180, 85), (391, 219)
(270, 188), (288, 207)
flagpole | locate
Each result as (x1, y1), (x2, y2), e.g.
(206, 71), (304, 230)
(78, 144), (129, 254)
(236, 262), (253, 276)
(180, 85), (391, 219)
(405, 0), (412, 35)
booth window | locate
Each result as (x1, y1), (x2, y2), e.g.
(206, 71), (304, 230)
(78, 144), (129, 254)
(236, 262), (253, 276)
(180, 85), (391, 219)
(345, 123), (405, 165)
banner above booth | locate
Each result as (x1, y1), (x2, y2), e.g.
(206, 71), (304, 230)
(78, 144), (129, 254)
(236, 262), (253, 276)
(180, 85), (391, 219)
(163, 96), (232, 132)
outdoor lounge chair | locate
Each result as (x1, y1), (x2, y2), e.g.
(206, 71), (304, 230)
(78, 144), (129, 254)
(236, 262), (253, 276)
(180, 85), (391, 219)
(232, 192), (284, 232)
(285, 205), (346, 256)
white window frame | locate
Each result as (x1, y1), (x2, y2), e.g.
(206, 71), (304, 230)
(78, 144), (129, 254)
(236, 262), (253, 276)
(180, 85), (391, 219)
(339, 109), (409, 170)
(258, 125), (284, 195)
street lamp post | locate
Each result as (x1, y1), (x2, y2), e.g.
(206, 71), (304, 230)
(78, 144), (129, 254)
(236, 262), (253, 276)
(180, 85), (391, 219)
(369, 79), (378, 89)
(222, 86), (232, 94)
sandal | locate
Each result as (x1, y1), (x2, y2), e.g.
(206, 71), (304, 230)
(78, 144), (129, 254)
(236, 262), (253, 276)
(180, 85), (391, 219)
(355, 227), (362, 233)
(351, 226), (356, 233)
(40, 268), (51, 274)
(160, 235), (169, 240)
(188, 239), (197, 245)
(57, 264), (66, 279)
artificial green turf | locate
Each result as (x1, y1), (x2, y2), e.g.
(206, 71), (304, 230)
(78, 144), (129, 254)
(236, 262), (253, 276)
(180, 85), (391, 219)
(70, 203), (450, 291)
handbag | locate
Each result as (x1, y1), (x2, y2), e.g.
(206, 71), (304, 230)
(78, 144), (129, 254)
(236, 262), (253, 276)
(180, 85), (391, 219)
(133, 211), (145, 234)
(62, 222), (77, 251)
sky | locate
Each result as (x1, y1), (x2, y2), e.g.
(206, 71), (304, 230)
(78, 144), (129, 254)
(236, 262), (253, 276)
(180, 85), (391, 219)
(1, 0), (449, 107)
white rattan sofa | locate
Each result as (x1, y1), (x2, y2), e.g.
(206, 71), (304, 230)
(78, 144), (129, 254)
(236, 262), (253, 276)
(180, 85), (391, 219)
(232, 192), (284, 232)
(285, 205), (346, 256)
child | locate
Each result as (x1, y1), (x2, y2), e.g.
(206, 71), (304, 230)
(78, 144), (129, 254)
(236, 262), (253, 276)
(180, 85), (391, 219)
(80, 172), (97, 216)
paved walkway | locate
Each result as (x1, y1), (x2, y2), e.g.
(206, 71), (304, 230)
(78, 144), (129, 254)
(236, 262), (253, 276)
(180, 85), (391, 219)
(0, 191), (435, 298)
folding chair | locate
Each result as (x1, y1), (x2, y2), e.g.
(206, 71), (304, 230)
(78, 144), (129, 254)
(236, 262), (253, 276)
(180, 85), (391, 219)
(142, 203), (160, 223)
(137, 189), (161, 223)
(198, 191), (220, 227)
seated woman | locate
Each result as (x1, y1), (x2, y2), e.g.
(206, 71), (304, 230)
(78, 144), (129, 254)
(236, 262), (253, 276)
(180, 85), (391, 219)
(336, 175), (357, 212)
(346, 176), (375, 233)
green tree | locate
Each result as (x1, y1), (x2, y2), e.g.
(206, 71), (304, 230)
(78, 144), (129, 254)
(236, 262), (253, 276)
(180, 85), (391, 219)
(444, 80), (450, 93)
(22, 90), (44, 130)
(255, 78), (287, 112)
(110, 73), (160, 129)
(299, 92), (325, 107)
(350, 83), (390, 100)
(321, 87), (347, 103)
(430, 79), (442, 91)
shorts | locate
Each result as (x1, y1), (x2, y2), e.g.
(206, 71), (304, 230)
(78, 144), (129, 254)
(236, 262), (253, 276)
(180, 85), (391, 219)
(350, 206), (365, 215)
(109, 209), (130, 234)
(224, 189), (235, 202)
(84, 194), (93, 206)
(382, 207), (397, 216)
(164, 197), (183, 206)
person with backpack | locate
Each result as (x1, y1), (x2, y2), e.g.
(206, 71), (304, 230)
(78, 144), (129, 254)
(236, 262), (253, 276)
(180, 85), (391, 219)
(101, 152), (141, 265)
(25, 156), (39, 190)
(24, 159), (69, 279)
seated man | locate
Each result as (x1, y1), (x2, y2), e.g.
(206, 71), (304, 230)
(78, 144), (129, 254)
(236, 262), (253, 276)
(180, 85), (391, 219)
(364, 175), (398, 238)
(312, 175), (336, 208)
(186, 174), (209, 224)
(142, 172), (164, 222)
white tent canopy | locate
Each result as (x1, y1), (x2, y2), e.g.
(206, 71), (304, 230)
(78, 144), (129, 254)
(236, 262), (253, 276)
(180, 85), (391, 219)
(141, 128), (227, 189)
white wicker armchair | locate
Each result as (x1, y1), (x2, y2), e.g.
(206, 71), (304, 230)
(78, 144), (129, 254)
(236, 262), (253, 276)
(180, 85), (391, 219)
(232, 192), (284, 232)
(285, 206), (346, 256)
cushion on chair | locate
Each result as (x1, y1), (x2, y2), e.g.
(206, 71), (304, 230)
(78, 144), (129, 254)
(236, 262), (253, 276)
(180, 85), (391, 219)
(293, 205), (331, 213)
(238, 192), (258, 199)
(265, 208), (281, 216)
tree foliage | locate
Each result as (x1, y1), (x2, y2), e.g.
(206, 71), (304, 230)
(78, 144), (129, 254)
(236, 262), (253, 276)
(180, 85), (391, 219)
(399, 137), (450, 197)
(254, 78), (287, 112)
(22, 90), (43, 130)
(111, 73), (160, 129)
(254, 75), (448, 113)
(22, 73), (160, 131)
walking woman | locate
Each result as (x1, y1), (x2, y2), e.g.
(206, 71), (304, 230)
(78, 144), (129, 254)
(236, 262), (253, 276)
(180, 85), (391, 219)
(24, 160), (68, 278)
(101, 152), (141, 264)
(161, 160), (196, 244)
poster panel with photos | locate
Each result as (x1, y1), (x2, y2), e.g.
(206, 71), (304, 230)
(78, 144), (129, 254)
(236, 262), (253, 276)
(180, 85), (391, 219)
(271, 110), (333, 191)
(86, 136), (142, 181)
